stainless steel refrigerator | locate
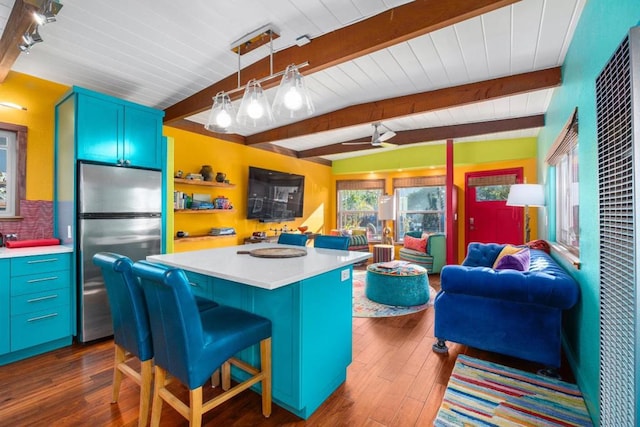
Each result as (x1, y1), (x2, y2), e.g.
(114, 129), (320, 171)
(77, 162), (162, 342)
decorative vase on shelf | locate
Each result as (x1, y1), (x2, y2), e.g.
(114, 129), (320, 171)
(215, 172), (226, 183)
(200, 165), (213, 181)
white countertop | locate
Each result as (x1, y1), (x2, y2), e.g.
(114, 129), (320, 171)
(0, 245), (73, 259)
(147, 243), (371, 290)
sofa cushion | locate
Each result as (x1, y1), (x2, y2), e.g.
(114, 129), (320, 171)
(404, 234), (427, 252)
(492, 244), (524, 268)
(349, 234), (368, 247)
(494, 247), (530, 271)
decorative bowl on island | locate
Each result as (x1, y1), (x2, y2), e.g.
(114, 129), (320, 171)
(298, 226), (308, 233)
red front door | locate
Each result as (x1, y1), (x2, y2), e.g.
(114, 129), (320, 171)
(465, 168), (523, 248)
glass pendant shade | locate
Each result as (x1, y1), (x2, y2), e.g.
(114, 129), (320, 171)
(236, 79), (274, 128)
(205, 92), (235, 133)
(272, 64), (315, 120)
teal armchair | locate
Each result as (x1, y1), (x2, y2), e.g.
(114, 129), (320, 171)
(398, 232), (446, 273)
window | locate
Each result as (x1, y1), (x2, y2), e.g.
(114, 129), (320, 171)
(336, 179), (384, 240)
(393, 176), (446, 240)
(0, 123), (26, 219)
(546, 110), (579, 254)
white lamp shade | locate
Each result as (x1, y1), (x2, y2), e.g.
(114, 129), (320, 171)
(205, 92), (235, 133)
(236, 79), (274, 128)
(272, 64), (315, 120)
(378, 195), (396, 220)
(506, 184), (545, 207)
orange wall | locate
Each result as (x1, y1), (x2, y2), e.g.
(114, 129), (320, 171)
(0, 72), (69, 201)
(163, 126), (333, 252)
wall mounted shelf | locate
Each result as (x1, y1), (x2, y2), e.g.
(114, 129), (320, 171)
(174, 234), (237, 243)
(174, 178), (236, 188)
(174, 209), (236, 214)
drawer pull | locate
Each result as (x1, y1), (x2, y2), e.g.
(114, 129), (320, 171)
(27, 313), (58, 322)
(189, 282), (200, 288)
(27, 258), (59, 264)
(27, 276), (58, 283)
(27, 294), (58, 303)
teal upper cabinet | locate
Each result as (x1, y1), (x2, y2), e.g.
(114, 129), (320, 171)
(73, 87), (164, 170)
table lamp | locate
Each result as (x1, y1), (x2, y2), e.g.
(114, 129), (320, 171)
(378, 195), (396, 245)
(506, 184), (545, 243)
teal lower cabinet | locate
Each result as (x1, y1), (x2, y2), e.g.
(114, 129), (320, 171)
(206, 266), (353, 419)
(0, 259), (9, 356)
(0, 252), (74, 366)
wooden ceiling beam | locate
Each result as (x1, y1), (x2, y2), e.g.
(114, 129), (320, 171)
(163, 0), (520, 124)
(247, 68), (560, 146)
(297, 115), (545, 158)
(0, 0), (39, 82)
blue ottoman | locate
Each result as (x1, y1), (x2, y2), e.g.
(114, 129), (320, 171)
(365, 262), (429, 306)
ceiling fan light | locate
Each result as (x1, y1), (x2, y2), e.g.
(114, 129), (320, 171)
(272, 64), (314, 120)
(236, 79), (274, 128)
(205, 91), (235, 133)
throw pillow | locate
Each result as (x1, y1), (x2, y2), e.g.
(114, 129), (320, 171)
(404, 234), (427, 252)
(526, 239), (551, 254)
(495, 247), (531, 271)
(492, 244), (524, 268)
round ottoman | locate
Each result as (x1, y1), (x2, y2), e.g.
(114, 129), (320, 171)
(365, 262), (429, 306)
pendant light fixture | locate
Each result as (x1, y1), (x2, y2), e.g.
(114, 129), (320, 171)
(203, 24), (314, 133)
(272, 64), (314, 120)
(205, 92), (235, 133)
(236, 79), (274, 128)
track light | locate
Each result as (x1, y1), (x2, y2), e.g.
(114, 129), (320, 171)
(32, 0), (63, 24)
(19, 26), (43, 53)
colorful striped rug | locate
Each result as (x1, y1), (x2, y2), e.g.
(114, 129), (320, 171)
(435, 355), (593, 426)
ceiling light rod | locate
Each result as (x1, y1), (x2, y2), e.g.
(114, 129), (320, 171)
(227, 61), (309, 97)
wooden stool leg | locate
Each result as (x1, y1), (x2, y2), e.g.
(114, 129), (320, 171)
(221, 361), (231, 391)
(210, 368), (220, 388)
(150, 366), (166, 427)
(261, 338), (272, 417)
(189, 387), (203, 427)
(112, 345), (126, 403)
(138, 359), (153, 427)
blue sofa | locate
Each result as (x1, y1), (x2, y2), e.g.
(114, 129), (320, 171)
(432, 242), (579, 369)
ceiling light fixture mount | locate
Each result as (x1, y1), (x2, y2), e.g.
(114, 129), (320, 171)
(205, 24), (314, 134)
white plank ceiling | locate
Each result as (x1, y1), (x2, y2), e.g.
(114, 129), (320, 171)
(0, 0), (585, 161)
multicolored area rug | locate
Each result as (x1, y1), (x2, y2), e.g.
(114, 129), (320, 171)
(352, 270), (434, 318)
(435, 355), (593, 426)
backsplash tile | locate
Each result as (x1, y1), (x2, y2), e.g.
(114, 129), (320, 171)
(0, 200), (53, 241)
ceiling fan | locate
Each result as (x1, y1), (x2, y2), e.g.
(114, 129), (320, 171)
(342, 123), (397, 147)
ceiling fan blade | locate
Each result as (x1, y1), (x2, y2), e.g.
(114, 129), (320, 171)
(378, 130), (396, 142)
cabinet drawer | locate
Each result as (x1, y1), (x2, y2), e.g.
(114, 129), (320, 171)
(11, 254), (70, 277)
(11, 307), (71, 352)
(11, 289), (71, 316)
(11, 270), (70, 297)
(185, 271), (210, 299)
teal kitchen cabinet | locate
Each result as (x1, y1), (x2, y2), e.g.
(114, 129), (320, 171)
(0, 251), (74, 366)
(69, 87), (164, 170)
(0, 259), (9, 355)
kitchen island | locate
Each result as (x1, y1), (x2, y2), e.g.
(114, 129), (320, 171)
(147, 243), (371, 419)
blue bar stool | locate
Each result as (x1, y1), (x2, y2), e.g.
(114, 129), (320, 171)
(314, 235), (350, 250)
(93, 253), (218, 427)
(132, 260), (272, 427)
(277, 232), (308, 246)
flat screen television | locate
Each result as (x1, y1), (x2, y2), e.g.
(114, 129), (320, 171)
(247, 166), (305, 222)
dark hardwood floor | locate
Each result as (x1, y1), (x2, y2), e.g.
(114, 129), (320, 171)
(0, 273), (574, 426)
